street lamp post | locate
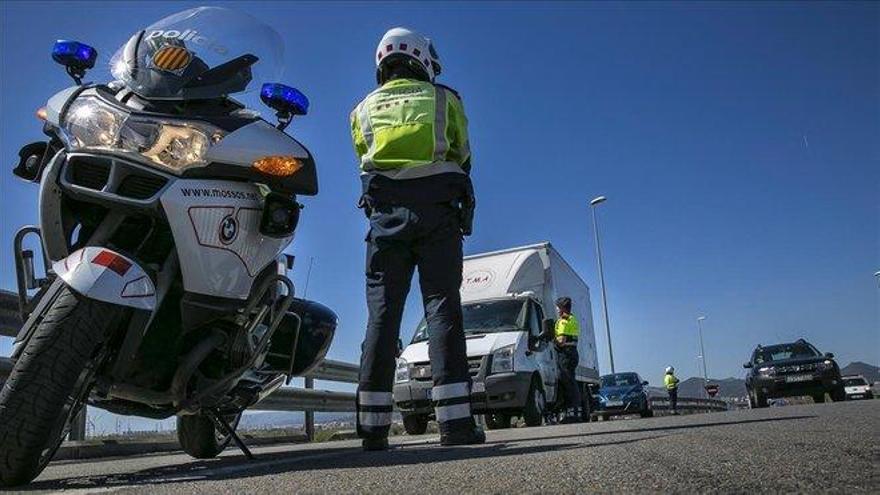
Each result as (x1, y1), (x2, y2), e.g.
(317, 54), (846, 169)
(697, 316), (708, 397)
(590, 195), (614, 374)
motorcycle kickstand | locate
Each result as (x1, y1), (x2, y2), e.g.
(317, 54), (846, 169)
(209, 410), (254, 460)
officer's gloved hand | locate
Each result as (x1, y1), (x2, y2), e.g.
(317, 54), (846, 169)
(458, 190), (475, 237)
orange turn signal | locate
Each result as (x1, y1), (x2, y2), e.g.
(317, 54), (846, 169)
(252, 155), (303, 177)
(36, 107), (48, 121)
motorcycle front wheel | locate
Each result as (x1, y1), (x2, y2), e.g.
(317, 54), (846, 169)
(0, 286), (123, 487)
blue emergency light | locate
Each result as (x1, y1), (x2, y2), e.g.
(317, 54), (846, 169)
(261, 83), (309, 116)
(52, 40), (97, 70)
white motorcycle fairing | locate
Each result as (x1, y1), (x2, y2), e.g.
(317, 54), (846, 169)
(160, 179), (292, 299)
(52, 246), (157, 310)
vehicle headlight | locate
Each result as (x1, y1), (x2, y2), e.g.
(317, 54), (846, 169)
(817, 360), (834, 372)
(62, 96), (224, 173)
(395, 359), (410, 383)
(64, 96), (127, 149)
(491, 345), (515, 374)
(758, 366), (776, 377)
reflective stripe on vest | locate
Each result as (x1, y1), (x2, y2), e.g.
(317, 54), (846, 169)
(358, 101), (375, 150)
(432, 87), (448, 162)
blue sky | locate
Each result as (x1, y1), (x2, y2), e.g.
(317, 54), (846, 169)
(1, 1), (878, 397)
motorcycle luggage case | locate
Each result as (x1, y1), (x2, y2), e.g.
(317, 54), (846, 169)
(266, 298), (337, 377)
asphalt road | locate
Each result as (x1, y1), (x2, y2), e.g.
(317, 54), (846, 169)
(10, 400), (879, 494)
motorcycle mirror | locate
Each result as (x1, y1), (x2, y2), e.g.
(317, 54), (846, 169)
(52, 40), (97, 85)
(261, 83), (309, 131)
(825, 352), (834, 359)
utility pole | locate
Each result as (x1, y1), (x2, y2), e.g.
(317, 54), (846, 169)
(590, 196), (615, 374)
(697, 316), (708, 397)
(303, 256), (315, 441)
(303, 257), (315, 298)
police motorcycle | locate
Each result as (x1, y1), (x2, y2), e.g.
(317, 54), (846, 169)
(0, 7), (336, 486)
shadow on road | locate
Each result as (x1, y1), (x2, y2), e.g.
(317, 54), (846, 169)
(483, 414), (816, 447)
(21, 414), (814, 491)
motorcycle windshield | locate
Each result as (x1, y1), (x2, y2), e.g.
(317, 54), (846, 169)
(110, 6), (283, 100)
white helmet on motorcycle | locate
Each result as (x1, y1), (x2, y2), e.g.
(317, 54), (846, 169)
(665, 366), (674, 374)
(375, 27), (441, 84)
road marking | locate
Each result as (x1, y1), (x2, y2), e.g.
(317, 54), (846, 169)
(398, 435), (440, 446)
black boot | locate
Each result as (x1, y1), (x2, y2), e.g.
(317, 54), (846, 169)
(362, 437), (389, 451)
(440, 419), (486, 446)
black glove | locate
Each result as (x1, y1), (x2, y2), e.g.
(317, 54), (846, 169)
(458, 179), (476, 236)
(357, 195), (373, 219)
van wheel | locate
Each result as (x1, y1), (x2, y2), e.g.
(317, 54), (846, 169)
(812, 393), (826, 404)
(485, 414), (512, 430)
(522, 378), (545, 427)
(830, 387), (846, 402)
(402, 414), (428, 435)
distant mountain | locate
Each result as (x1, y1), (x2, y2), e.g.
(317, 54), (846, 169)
(841, 362), (880, 383)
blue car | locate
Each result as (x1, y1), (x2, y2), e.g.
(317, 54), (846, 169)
(596, 372), (653, 420)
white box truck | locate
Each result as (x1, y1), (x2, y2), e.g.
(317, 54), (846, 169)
(393, 242), (600, 433)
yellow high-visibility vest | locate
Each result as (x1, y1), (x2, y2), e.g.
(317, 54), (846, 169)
(555, 314), (580, 339)
(350, 78), (471, 179)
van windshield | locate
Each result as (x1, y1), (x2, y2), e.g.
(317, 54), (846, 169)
(411, 299), (528, 343)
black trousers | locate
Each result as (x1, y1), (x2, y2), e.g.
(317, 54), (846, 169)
(557, 346), (581, 409)
(668, 388), (678, 411)
(357, 174), (474, 439)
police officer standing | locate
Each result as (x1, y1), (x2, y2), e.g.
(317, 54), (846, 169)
(350, 27), (482, 451)
(554, 297), (581, 423)
(664, 366), (680, 415)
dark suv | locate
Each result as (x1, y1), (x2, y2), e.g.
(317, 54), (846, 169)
(743, 339), (844, 407)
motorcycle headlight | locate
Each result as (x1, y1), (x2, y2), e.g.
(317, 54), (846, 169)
(395, 359), (410, 383)
(63, 96), (127, 149)
(491, 345), (515, 374)
(62, 96), (225, 173)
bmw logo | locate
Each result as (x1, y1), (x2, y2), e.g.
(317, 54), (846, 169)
(219, 215), (238, 244)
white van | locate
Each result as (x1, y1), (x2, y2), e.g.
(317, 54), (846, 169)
(393, 243), (600, 433)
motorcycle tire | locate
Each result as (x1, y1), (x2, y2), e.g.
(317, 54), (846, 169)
(0, 287), (122, 487)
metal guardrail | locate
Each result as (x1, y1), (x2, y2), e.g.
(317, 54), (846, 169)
(303, 359), (359, 384)
(257, 387), (356, 413)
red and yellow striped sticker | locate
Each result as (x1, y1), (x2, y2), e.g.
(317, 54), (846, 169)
(152, 46), (192, 72)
